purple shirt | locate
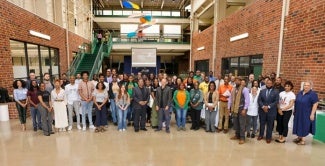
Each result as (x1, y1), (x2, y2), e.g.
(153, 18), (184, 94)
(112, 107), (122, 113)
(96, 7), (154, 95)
(227, 87), (250, 110)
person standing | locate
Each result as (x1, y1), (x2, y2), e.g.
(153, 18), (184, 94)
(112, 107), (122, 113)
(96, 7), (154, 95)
(246, 87), (259, 138)
(38, 83), (53, 136)
(276, 81), (296, 143)
(27, 80), (42, 131)
(109, 75), (120, 126)
(78, 71), (95, 131)
(257, 79), (279, 144)
(26, 72), (40, 90)
(246, 74), (255, 91)
(204, 81), (219, 133)
(116, 85), (131, 131)
(208, 71), (216, 82)
(228, 78), (250, 144)
(124, 75), (138, 126)
(93, 82), (108, 133)
(189, 82), (204, 130)
(60, 73), (70, 89)
(43, 73), (53, 93)
(51, 79), (68, 132)
(105, 69), (112, 83)
(13, 80), (29, 131)
(97, 32), (102, 43)
(217, 76), (233, 133)
(173, 83), (190, 131)
(154, 78), (173, 133)
(199, 76), (210, 95)
(132, 79), (150, 132)
(150, 78), (160, 128)
(293, 81), (318, 145)
(65, 76), (81, 130)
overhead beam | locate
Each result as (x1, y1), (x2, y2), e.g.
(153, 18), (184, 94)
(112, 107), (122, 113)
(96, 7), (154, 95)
(197, 0), (215, 17)
(161, 0), (164, 9)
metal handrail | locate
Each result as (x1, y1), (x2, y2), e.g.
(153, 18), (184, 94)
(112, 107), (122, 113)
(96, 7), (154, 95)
(67, 42), (89, 76)
(89, 33), (113, 79)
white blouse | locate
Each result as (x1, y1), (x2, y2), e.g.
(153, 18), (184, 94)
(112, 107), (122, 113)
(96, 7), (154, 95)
(247, 93), (259, 116)
(51, 88), (67, 105)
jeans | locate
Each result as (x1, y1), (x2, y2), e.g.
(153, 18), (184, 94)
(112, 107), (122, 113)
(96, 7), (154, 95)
(127, 102), (133, 122)
(95, 103), (108, 126)
(110, 99), (117, 123)
(16, 102), (27, 124)
(276, 110), (292, 137)
(67, 101), (80, 126)
(205, 110), (217, 132)
(246, 115), (258, 134)
(81, 101), (94, 127)
(30, 106), (41, 128)
(176, 108), (187, 128)
(117, 106), (128, 130)
(158, 108), (171, 130)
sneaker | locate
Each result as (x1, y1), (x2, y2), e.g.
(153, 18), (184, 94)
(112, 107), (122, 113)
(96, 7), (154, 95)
(89, 125), (95, 129)
(77, 125), (82, 130)
(177, 127), (181, 131)
(119, 129), (122, 132)
(166, 129), (170, 133)
(82, 127), (86, 131)
(182, 127), (187, 131)
(62, 128), (66, 132)
(122, 129), (126, 131)
(68, 126), (72, 131)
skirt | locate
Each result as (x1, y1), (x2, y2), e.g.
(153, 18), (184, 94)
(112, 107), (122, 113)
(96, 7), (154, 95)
(53, 101), (68, 128)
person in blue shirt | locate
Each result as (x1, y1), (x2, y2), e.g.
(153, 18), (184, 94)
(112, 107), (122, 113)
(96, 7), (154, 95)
(13, 80), (29, 131)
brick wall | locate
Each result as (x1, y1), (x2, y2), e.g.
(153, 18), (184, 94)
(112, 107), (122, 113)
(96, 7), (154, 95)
(191, 25), (214, 70)
(0, 0), (89, 118)
(281, 0), (325, 99)
(192, 0), (325, 99)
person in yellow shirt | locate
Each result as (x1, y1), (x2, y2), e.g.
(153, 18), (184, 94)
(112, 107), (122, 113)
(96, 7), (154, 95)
(199, 76), (210, 95)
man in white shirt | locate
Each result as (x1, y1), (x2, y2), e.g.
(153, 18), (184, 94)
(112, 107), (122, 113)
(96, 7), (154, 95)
(65, 76), (81, 130)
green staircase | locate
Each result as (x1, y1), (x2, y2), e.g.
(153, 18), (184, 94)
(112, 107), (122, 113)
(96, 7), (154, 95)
(67, 33), (113, 78)
(74, 44), (100, 75)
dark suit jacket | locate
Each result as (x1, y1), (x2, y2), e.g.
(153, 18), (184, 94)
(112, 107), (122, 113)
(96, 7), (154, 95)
(258, 88), (279, 116)
(155, 86), (173, 108)
(132, 86), (150, 109)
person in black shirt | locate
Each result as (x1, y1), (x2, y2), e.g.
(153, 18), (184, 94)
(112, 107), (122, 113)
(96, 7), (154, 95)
(37, 83), (53, 136)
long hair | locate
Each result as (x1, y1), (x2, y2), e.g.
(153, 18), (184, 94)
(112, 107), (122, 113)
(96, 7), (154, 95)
(117, 85), (128, 100)
(29, 80), (39, 91)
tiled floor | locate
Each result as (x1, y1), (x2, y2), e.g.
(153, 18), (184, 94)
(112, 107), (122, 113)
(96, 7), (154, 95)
(0, 119), (324, 166)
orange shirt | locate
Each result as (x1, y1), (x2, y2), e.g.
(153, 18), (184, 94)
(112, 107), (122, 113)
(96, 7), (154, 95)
(218, 84), (233, 102)
(176, 90), (186, 107)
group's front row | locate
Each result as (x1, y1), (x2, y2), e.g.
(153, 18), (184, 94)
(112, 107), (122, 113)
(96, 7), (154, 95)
(13, 75), (318, 146)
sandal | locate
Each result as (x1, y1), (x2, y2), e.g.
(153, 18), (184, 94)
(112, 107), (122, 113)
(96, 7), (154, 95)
(297, 140), (305, 145)
(95, 128), (100, 133)
(293, 137), (301, 143)
(100, 127), (106, 132)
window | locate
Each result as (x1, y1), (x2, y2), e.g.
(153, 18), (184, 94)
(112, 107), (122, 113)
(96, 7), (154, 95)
(240, 57), (249, 67)
(27, 43), (40, 77)
(11, 40), (27, 79)
(10, 40), (60, 79)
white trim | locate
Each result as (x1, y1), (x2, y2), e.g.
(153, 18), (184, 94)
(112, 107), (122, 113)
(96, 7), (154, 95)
(230, 33), (248, 42)
(29, 30), (51, 40)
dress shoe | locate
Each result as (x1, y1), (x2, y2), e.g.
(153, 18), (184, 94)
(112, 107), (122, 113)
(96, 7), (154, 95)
(50, 131), (55, 134)
(33, 127), (37, 132)
(257, 136), (263, 141)
(166, 129), (170, 133)
(247, 132), (251, 138)
(44, 133), (50, 136)
(135, 129), (139, 132)
(266, 139), (272, 144)
(141, 128), (148, 131)
(152, 126), (158, 129)
(190, 127), (195, 130)
(239, 139), (245, 144)
(216, 129), (222, 133)
(223, 129), (228, 134)
(230, 136), (239, 140)
(251, 133), (255, 138)
(155, 129), (161, 132)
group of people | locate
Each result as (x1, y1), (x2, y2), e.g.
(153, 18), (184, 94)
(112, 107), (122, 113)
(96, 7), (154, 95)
(13, 69), (318, 146)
